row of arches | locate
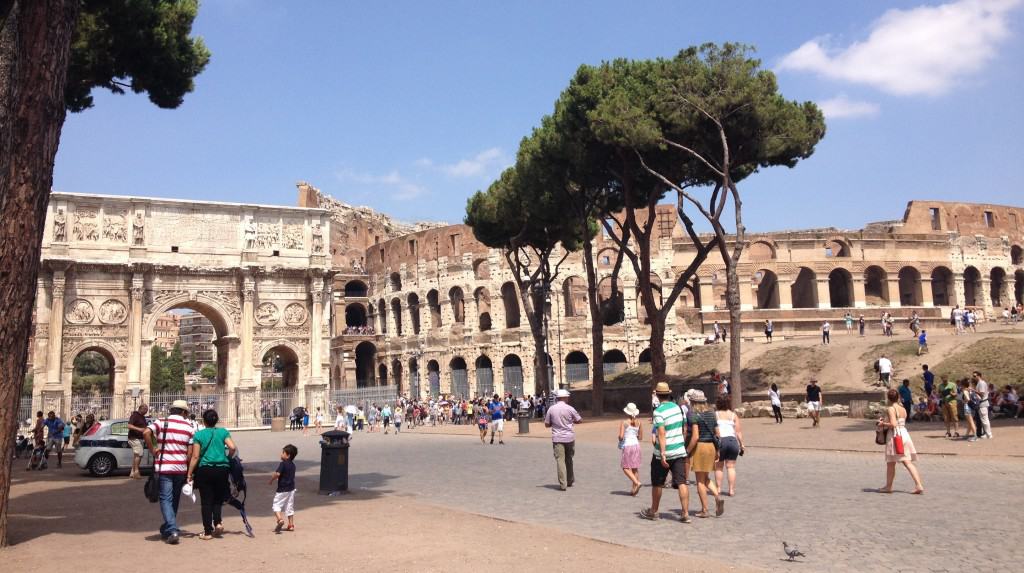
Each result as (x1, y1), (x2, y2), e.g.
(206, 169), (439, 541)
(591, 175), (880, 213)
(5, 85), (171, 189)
(344, 281), (522, 334)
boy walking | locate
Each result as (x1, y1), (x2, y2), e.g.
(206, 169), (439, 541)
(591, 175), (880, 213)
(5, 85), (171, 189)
(270, 444), (298, 533)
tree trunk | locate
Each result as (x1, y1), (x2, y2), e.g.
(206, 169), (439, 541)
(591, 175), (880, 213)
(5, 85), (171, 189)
(0, 0), (79, 547)
(531, 326), (550, 395)
(648, 319), (667, 387)
(581, 238), (604, 415)
(725, 262), (743, 405)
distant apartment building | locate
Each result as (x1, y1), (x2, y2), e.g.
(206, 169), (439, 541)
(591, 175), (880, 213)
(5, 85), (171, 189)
(178, 311), (217, 369)
(153, 312), (181, 352)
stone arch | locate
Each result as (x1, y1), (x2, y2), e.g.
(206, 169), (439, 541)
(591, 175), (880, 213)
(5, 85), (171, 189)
(427, 289), (442, 328)
(344, 280), (368, 297)
(824, 238), (850, 258)
(754, 269), (780, 309)
(378, 363), (389, 386)
(596, 247), (617, 269)
(791, 267), (818, 308)
(474, 286), (492, 331)
(345, 302), (367, 327)
(408, 357), (420, 399)
(390, 297), (403, 335)
(500, 282), (520, 328)
(143, 293), (235, 340)
(931, 266), (954, 306)
(258, 341), (301, 389)
(502, 354), (524, 397)
(449, 286), (466, 323)
(354, 341), (377, 387)
(1012, 245), (1023, 266)
(963, 266), (981, 306)
(598, 276), (625, 325)
(864, 266), (889, 306)
(450, 356), (469, 398)
(407, 293), (421, 334)
(427, 359), (441, 396)
(565, 351), (589, 386)
(747, 240), (776, 260)
(1015, 270), (1024, 305)
(828, 268), (854, 308)
(898, 266), (923, 306)
(638, 348), (652, 364)
(475, 355), (494, 397)
(473, 258), (490, 280)
(990, 267), (1007, 307)
(562, 276), (587, 318)
(391, 358), (403, 395)
(67, 343), (119, 418)
(389, 272), (402, 293)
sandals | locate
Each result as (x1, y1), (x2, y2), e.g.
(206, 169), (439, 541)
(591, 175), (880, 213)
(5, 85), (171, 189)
(680, 515), (692, 524)
(286, 525), (295, 532)
(630, 483), (641, 497)
(694, 511), (710, 519)
(274, 520), (285, 533)
(214, 524), (225, 537)
(715, 499), (725, 517)
(639, 508), (659, 521)
(197, 533), (213, 541)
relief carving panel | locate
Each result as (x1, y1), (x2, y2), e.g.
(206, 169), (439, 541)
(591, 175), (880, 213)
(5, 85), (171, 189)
(98, 300), (128, 324)
(65, 299), (94, 324)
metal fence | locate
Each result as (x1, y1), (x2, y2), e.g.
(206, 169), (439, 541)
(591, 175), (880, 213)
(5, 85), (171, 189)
(256, 390), (298, 426)
(566, 363), (590, 386)
(17, 396), (33, 427)
(429, 374), (440, 397)
(503, 366), (524, 397)
(476, 368), (494, 398)
(329, 386), (399, 410)
(451, 368), (469, 399)
(603, 362), (628, 378)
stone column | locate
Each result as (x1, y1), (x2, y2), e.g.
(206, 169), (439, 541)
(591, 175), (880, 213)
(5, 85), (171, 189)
(47, 269), (67, 387)
(979, 277), (993, 316)
(240, 275), (255, 386)
(739, 280), (755, 311)
(699, 281), (716, 312)
(886, 279), (902, 308)
(778, 278), (793, 310)
(127, 272), (144, 387)
(852, 277), (867, 309)
(953, 276), (966, 308)
(816, 279), (832, 309)
(309, 274), (325, 385)
(920, 278), (934, 308)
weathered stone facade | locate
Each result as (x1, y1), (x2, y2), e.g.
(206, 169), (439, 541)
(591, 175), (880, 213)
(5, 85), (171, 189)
(32, 192), (332, 423)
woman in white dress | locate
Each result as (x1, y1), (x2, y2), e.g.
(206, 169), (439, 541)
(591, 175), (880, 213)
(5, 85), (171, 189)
(878, 389), (924, 494)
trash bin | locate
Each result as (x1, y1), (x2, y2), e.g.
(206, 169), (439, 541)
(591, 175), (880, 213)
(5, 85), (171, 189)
(318, 430), (350, 494)
(517, 410), (530, 434)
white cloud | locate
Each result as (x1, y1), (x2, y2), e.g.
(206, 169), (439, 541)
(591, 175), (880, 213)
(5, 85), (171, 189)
(335, 168), (427, 200)
(778, 0), (1022, 96)
(818, 95), (881, 119)
(425, 147), (507, 178)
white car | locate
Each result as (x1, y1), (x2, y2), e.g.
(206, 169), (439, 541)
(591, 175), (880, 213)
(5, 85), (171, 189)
(74, 418), (153, 477)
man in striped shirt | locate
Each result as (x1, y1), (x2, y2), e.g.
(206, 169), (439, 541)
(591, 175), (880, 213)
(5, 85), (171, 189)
(144, 400), (196, 545)
(641, 383), (698, 523)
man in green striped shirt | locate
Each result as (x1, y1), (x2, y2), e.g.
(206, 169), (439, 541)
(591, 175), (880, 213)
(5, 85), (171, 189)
(641, 382), (698, 523)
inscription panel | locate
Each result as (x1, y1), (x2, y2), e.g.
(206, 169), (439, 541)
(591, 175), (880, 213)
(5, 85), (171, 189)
(147, 207), (240, 248)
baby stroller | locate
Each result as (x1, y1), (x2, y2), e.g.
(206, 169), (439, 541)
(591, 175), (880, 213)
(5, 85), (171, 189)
(225, 454), (254, 537)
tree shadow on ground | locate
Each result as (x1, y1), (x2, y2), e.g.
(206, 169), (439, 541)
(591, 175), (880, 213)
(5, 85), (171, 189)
(7, 468), (397, 545)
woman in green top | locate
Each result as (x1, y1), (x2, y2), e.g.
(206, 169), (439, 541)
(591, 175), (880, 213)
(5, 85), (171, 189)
(187, 409), (237, 540)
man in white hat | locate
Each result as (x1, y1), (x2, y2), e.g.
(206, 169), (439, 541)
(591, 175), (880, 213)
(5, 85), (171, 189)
(144, 400), (196, 545)
(544, 389), (581, 491)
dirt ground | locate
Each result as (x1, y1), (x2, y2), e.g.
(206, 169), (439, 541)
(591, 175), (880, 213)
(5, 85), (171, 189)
(4, 462), (753, 573)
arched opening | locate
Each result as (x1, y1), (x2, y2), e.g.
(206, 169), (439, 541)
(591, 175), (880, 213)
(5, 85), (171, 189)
(153, 303), (231, 391)
(502, 354), (524, 397)
(564, 351), (589, 386)
(473, 258), (490, 280)
(389, 272), (402, 292)
(824, 239), (850, 258)
(427, 360), (441, 396)
(990, 267), (1007, 307)
(500, 282), (520, 328)
(333, 365), (341, 387)
(638, 348), (652, 364)
(636, 274), (663, 325)
(344, 280), (368, 298)
(71, 348), (115, 419)
(598, 276), (625, 325)
(562, 276), (587, 318)
(963, 266), (981, 306)
(344, 303), (368, 329)
(391, 298), (403, 335)
(475, 355), (494, 397)
(261, 345), (299, 390)
(931, 267), (954, 306)
(377, 298), (387, 333)
(355, 342), (377, 387)
(475, 287), (492, 331)
(427, 289), (442, 328)
(754, 270), (780, 309)
(747, 241), (776, 261)
(864, 266), (889, 306)
(1012, 245), (1023, 266)
(602, 349), (627, 378)
(1015, 270), (1024, 305)
(449, 286), (465, 323)
(791, 267), (818, 308)
(450, 356), (468, 398)
(828, 268), (854, 308)
(407, 293), (421, 335)
(391, 359), (403, 395)
(408, 358), (420, 400)
(378, 364), (389, 386)
(898, 266), (923, 306)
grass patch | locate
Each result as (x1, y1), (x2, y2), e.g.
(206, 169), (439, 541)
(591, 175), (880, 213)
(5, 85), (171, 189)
(859, 340), (920, 385)
(932, 337), (1024, 389)
(740, 346), (826, 391)
(607, 344), (726, 387)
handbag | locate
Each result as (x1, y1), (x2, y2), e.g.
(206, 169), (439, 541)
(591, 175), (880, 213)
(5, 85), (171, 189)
(144, 419), (168, 503)
(893, 429), (905, 455)
(874, 426), (887, 446)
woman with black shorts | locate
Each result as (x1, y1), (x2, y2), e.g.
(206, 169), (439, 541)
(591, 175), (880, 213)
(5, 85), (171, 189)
(714, 395), (744, 497)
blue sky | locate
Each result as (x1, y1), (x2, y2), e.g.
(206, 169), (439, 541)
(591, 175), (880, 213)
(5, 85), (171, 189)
(54, 0), (1024, 231)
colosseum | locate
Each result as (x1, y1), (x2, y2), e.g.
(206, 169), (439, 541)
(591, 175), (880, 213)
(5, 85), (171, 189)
(309, 184), (1024, 401)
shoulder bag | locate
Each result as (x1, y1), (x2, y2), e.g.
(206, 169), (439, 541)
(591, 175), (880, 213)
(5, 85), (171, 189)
(697, 411), (721, 450)
(144, 419), (168, 503)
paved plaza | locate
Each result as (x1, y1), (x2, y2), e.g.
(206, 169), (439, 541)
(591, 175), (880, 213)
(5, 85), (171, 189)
(6, 417), (1023, 572)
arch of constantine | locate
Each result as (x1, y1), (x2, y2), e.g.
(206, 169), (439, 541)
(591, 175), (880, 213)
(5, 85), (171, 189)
(30, 192), (332, 424)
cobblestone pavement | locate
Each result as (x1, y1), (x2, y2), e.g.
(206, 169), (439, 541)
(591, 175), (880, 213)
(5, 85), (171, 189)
(251, 426), (1022, 573)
